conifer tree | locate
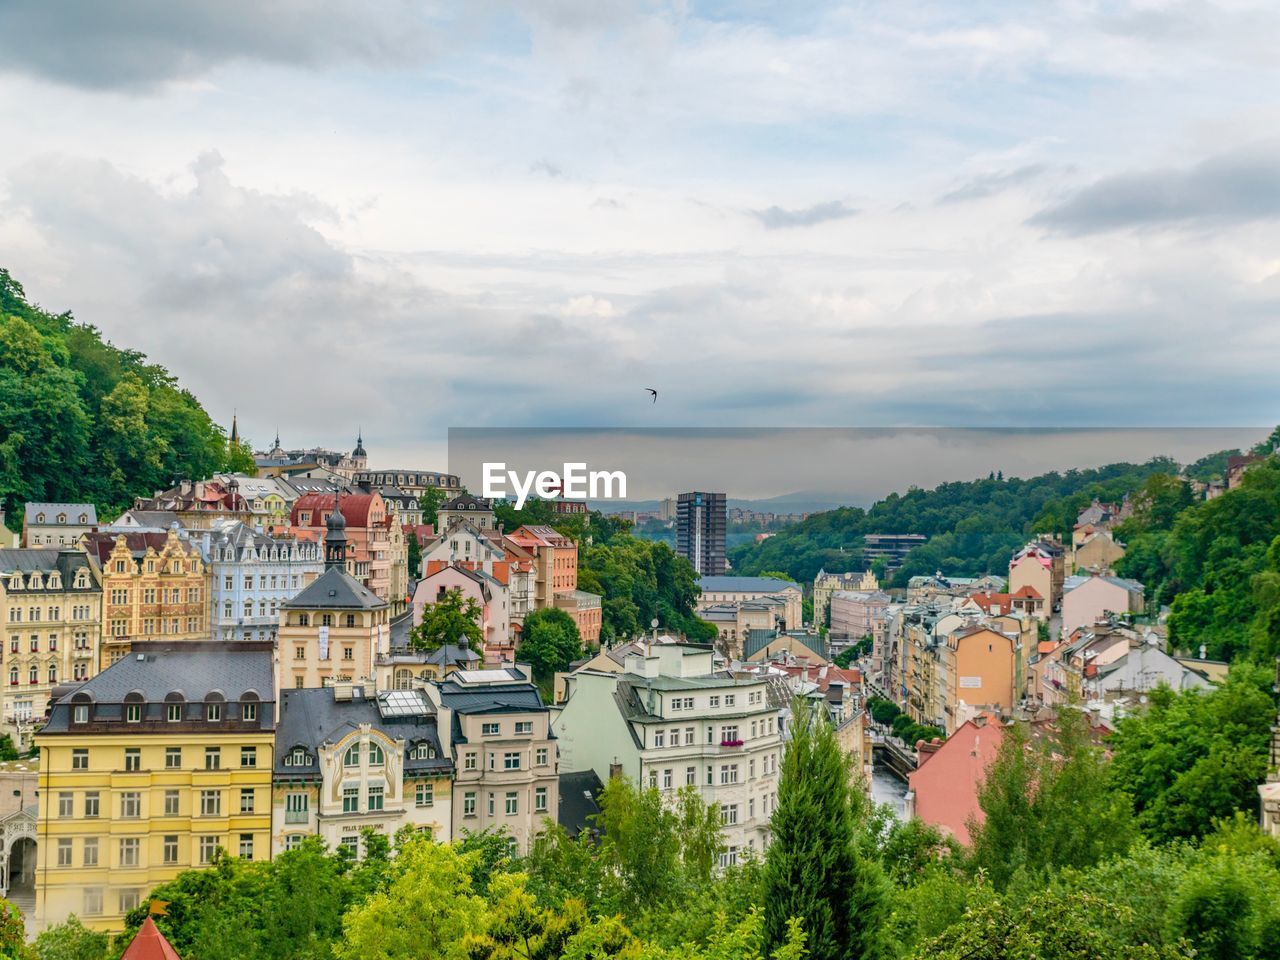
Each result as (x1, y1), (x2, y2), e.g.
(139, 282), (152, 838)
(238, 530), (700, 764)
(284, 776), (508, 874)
(763, 697), (894, 960)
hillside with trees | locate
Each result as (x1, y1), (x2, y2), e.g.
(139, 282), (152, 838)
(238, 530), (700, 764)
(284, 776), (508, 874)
(729, 459), (1182, 585)
(0, 268), (247, 527)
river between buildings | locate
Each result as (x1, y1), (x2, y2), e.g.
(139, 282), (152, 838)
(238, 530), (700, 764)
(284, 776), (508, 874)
(870, 757), (909, 818)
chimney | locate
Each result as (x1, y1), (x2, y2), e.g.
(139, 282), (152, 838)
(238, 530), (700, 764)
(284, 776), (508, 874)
(608, 761), (623, 780)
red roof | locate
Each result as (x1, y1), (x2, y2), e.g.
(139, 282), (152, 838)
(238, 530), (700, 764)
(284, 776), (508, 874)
(291, 493), (379, 528)
(122, 917), (182, 960)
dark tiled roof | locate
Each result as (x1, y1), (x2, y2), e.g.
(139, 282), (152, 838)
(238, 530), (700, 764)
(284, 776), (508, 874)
(0, 548), (94, 582)
(698, 576), (800, 593)
(274, 687), (451, 778)
(284, 566), (387, 610)
(42, 641), (276, 733)
(558, 769), (603, 837)
(436, 679), (546, 715)
(23, 503), (97, 525)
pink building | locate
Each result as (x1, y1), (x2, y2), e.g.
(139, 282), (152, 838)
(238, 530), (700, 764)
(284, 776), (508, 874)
(905, 714), (1004, 845)
(411, 564), (510, 659)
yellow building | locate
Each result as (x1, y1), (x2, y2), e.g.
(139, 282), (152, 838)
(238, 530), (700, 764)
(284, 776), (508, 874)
(277, 509), (389, 691)
(0, 547), (102, 747)
(83, 529), (211, 666)
(35, 640), (275, 931)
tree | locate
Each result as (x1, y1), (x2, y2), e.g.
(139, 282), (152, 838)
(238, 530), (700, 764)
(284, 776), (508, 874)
(516, 608), (583, 685)
(407, 588), (483, 653)
(763, 697), (894, 960)
(32, 916), (109, 960)
(337, 836), (487, 960)
(419, 487), (447, 527)
(406, 530), (422, 581)
(1106, 665), (1274, 842)
(968, 706), (1134, 892)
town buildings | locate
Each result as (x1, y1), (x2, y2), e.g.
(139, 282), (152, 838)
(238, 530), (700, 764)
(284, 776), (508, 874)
(271, 684), (454, 856)
(676, 492), (727, 576)
(130, 480), (253, 531)
(1008, 538), (1066, 612)
(430, 667), (559, 854)
(812, 568), (878, 630)
(828, 589), (892, 641)
(1060, 574), (1145, 638)
(203, 521), (323, 642)
(0, 548), (101, 745)
(35, 641), (276, 931)
(905, 714), (1003, 845)
(352, 468), (462, 500)
(410, 565), (509, 655)
(696, 576), (803, 632)
(277, 510), (389, 692)
(290, 492), (393, 604)
(436, 494), (496, 532)
(554, 643), (782, 863)
(861, 533), (927, 570)
(21, 503), (97, 547)
(82, 529), (211, 667)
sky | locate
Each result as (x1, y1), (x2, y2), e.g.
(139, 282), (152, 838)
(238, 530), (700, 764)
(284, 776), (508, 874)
(1, 1), (1278, 473)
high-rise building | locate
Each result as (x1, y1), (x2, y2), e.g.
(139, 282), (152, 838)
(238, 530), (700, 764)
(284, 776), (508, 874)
(676, 492), (727, 576)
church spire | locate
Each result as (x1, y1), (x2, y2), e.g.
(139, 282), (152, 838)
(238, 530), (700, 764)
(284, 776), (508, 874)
(229, 410), (239, 446)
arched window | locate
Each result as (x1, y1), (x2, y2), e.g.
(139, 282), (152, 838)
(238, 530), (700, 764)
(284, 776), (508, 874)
(368, 742), (384, 766)
(394, 669), (411, 690)
(344, 743), (360, 766)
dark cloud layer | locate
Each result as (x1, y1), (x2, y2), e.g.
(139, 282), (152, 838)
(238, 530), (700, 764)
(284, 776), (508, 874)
(750, 200), (857, 230)
(1029, 147), (1280, 234)
(0, 0), (433, 91)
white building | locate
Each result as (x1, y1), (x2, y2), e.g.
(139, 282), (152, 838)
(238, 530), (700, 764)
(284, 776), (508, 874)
(202, 521), (323, 641)
(553, 643), (782, 864)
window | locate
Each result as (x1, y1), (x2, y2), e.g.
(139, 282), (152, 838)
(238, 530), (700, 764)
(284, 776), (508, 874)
(116, 890), (137, 915)
(416, 783), (434, 807)
(121, 792), (141, 818)
(718, 846), (739, 869)
(205, 747), (221, 770)
(342, 646), (353, 661)
(721, 804), (739, 826)
(83, 836), (99, 866)
(286, 793), (309, 823)
(368, 785), (384, 811)
(164, 790), (180, 816)
(239, 788), (255, 814)
(686, 766), (696, 786)
(412, 741), (434, 760)
(344, 744), (360, 767)
(83, 889), (103, 916)
(648, 769), (658, 789)
(482, 722), (500, 736)
(515, 721), (533, 735)
(239, 834), (255, 859)
(199, 836), (219, 864)
(339, 836), (358, 856)
(201, 790), (221, 817)
(368, 743), (384, 766)
(503, 752), (521, 770)
(505, 792), (518, 815)
(342, 786), (359, 813)
(653, 730), (665, 748)
(206, 702), (222, 722)
(240, 746), (257, 768)
(57, 838), (72, 866)
(243, 702), (258, 722)
(284, 834), (305, 852)
(685, 727), (695, 745)
(720, 764), (739, 785)
(84, 792), (99, 818)
(167, 702), (183, 722)
(58, 792), (73, 817)
(487, 793), (496, 816)
(463, 791), (477, 816)
(724, 694), (736, 707)
(464, 752), (477, 771)
(295, 646), (306, 660)
(165, 747), (182, 769)
(535, 786), (548, 812)
(535, 747), (549, 766)
(709, 696), (720, 708)
(662, 769), (673, 789)
(119, 837), (140, 867)
(286, 747), (311, 767)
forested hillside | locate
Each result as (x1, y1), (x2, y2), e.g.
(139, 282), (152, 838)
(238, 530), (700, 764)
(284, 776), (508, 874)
(730, 459), (1181, 584)
(0, 268), (249, 527)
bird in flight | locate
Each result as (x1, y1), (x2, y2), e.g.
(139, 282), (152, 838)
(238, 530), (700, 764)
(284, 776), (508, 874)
(645, 387), (658, 403)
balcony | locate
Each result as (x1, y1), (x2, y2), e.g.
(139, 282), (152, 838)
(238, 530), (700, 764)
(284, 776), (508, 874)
(285, 810), (309, 824)
(719, 739), (744, 748)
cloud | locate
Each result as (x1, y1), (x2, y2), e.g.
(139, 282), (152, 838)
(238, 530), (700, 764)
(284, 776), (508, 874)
(1029, 147), (1280, 234)
(0, 0), (434, 91)
(529, 159), (565, 178)
(937, 164), (1048, 204)
(750, 200), (857, 230)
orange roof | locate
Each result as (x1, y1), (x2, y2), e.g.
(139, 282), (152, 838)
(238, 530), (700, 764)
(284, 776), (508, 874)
(122, 917), (182, 960)
(291, 493), (379, 528)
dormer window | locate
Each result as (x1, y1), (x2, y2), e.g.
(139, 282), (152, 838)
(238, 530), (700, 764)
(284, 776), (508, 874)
(412, 742), (435, 760)
(78, 514), (87, 523)
(36, 513), (45, 523)
(56, 513), (66, 523)
(285, 747), (312, 767)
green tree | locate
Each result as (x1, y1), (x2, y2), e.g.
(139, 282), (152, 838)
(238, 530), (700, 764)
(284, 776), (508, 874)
(31, 916), (108, 960)
(763, 697), (894, 960)
(419, 487), (447, 527)
(0, 898), (29, 960)
(516, 607), (583, 685)
(968, 706), (1134, 892)
(336, 836), (487, 960)
(1106, 665), (1274, 842)
(408, 588), (483, 653)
